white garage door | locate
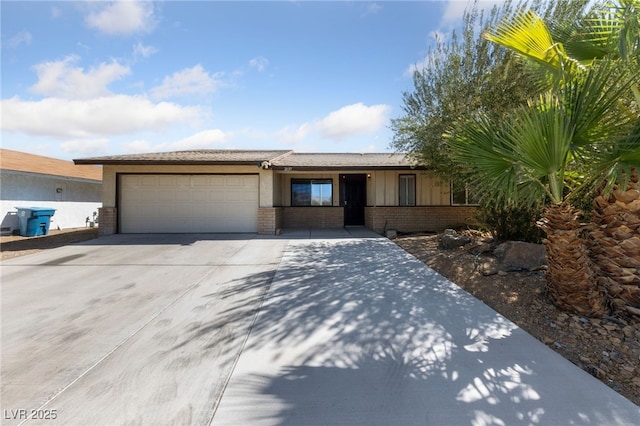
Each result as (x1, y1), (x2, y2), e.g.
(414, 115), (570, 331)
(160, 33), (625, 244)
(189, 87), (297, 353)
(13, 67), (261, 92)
(119, 174), (259, 233)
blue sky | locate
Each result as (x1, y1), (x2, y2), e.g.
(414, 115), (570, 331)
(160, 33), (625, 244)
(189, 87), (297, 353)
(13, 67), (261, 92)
(1, 1), (483, 160)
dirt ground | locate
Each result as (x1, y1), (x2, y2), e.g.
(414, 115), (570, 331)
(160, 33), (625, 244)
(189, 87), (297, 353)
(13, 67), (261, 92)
(1, 228), (638, 406)
(394, 231), (640, 407)
(0, 228), (99, 260)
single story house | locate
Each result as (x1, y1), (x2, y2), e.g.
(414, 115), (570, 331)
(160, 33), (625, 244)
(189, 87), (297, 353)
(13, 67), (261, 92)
(74, 150), (477, 235)
(1, 149), (102, 234)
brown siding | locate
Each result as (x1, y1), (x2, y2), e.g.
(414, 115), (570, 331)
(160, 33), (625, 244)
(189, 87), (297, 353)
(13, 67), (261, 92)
(365, 206), (478, 233)
(282, 207), (343, 228)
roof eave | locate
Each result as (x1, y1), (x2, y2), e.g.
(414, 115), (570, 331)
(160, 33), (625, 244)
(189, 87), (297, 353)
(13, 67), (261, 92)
(73, 159), (266, 166)
(270, 165), (427, 171)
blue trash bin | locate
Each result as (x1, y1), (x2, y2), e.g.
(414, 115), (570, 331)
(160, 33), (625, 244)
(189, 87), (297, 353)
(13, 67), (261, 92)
(15, 207), (56, 237)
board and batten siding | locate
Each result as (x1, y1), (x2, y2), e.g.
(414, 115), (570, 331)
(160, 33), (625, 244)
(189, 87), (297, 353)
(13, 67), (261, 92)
(271, 170), (450, 207)
(370, 171), (450, 206)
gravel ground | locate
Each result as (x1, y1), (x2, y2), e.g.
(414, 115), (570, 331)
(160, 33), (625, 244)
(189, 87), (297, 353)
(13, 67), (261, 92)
(0, 228), (99, 260)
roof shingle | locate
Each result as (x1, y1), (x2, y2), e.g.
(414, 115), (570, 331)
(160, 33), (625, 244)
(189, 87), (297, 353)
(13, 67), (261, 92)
(1, 149), (102, 181)
(74, 149), (422, 170)
(74, 150), (293, 165)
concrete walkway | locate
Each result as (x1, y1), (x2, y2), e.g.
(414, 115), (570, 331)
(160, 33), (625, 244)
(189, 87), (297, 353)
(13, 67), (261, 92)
(1, 229), (638, 425)
(213, 230), (640, 425)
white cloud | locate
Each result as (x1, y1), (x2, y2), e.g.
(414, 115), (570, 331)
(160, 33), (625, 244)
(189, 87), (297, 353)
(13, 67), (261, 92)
(275, 123), (311, 145)
(85, 0), (156, 35)
(150, 65), (223, 99)
(249, 56), (269, 72)
(1, 95), (205, 138)
(440, 0), (470, 27)
(440, 0), (503, 27)
(316, 103), (390, 140)
(133, 41), (158, 60)
(121, 129), (230, 154)
(169, 129), (230, 150)
(4, 31), (32, 49)
(406, 0), (504, 77)
(276, 103), (390, 144)
(30, 55), (131, 99)
(61, 138), (110, 155)
(51, 7), (62, 19)
(122, 139), (154, 154)
(362, 3), (382, 17)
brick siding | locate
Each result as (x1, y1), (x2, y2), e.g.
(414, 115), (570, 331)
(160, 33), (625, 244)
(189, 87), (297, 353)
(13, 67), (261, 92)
(365, 206), (478, 234)
(98, 207), (117, 236)
(282, 207), (343, 228)
(258, 207), (283, 234)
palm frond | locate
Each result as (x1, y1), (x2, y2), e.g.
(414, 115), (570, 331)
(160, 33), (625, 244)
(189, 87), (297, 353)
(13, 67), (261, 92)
(503, 94), (574, 203)
(580, 117), (640, 196)
(484, 10), (571, 80)
(446, 115), (549, 207)
(562, 58), (637, 146)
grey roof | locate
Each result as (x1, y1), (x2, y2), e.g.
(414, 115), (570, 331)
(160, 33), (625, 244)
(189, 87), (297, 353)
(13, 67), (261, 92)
(74, 150), (293, 165)
(271, 152), (418, 170)
(74, 149), (423, 170)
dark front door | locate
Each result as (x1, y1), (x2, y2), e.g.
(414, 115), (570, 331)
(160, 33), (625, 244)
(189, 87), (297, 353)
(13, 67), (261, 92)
(341, 174), (366, 226)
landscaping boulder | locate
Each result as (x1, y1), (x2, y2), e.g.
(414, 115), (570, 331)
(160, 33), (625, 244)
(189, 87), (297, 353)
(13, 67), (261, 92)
(494, 241), (547, 271)
(440, 229), (471, 249)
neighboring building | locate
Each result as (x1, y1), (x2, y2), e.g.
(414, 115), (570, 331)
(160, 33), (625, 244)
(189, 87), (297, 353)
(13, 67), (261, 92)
(74, 150), (477, 236)
(1, 149), (102, 234)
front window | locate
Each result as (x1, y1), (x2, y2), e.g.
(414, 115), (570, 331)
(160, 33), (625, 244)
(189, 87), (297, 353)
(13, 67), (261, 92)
(292, 179), (333, 206)
(451, 180), (479, 205)
(399, 174), (416, 206)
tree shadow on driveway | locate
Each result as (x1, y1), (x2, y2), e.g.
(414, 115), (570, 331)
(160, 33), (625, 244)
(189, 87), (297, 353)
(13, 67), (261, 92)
(175, 238), (639, 425)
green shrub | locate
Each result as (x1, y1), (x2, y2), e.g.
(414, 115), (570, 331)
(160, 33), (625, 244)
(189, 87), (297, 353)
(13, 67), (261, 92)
(476, 203), (544, 243)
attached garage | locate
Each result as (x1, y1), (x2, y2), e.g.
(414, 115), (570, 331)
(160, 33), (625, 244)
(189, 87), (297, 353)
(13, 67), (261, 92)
(119, 174), (259, 233)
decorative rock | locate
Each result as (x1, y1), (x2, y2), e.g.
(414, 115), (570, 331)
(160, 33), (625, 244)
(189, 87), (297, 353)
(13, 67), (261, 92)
(386, 229), (398, 239)
(493, 241), (547, 271)
(622, 365), (636, 373)
(469, 242), (494, 255)
(479, 260), (499, 276)
(440, 229), (471, 249)
(593, 366), (607, 379)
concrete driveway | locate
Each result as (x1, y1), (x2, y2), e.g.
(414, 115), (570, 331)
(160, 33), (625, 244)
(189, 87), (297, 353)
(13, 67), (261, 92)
(2, 229), (639, 425)
(1, 233), (287, 425)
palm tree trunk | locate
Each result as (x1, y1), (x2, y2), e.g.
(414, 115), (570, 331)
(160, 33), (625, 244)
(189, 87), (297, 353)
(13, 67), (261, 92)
(537, 203), (606, 317)
(590, 168), (640, 317)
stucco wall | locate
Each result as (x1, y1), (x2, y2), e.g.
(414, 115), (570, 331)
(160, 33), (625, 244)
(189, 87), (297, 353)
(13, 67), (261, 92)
(1, 170), (102, 232)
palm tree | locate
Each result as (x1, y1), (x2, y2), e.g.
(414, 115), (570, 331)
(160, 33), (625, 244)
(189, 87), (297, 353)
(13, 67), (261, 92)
(447, 1), (640, 316)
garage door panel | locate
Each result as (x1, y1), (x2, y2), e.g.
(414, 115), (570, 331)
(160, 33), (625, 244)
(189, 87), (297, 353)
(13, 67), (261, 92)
(141, 191), (157, 202)
(120, 174), (258, 233)
(141, 176), (158, 186)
